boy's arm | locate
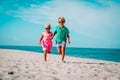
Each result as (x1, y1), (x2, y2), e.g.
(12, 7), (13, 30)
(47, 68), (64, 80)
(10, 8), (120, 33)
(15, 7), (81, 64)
(67, 34), (70, 44)
(51, 31), (57, 39)
(39, 35), (43, 45)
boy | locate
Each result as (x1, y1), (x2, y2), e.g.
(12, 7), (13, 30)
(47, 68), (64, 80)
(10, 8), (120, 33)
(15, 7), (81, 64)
(52, 17), (70, 62)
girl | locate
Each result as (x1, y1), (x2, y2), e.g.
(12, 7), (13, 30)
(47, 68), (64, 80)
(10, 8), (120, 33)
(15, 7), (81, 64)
(39, 24), (53, 62)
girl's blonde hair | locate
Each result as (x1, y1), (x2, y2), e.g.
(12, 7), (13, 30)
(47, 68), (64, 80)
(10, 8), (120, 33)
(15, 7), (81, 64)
(45, 24), (51, 29)
(58, 17), (65, 23)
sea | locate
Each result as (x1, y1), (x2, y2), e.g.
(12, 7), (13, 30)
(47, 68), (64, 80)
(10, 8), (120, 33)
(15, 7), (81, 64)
(0, 45), (120, 62)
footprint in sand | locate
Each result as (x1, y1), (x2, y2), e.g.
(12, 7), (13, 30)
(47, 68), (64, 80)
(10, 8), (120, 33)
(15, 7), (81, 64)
(25, 66), (29, 69)
(103, 76), (107, 80)
(13, 65), (18, 68)
(67, 71), (70, 74)
(99, 63), (105, 65)
(52, 72), (56, 74)
(80, 76), (83, 78)
(27, 74), (35, 79)
(38, 69), (41, 71)
(25, 71), (29, 73)
(118, 77), (120, 80)
(26, 63), (29, 65)
(32, 62), (36, 65)
(0, 57), (4, 59)
(2, 70), (7, 73)
(16, 63), (21, 66)
(94, 74), (97, 76)
(35, 66), (40, 69)
(17, 60), (21, 62)
(52, 71), (58, 75)
(53, 77), (60, 80)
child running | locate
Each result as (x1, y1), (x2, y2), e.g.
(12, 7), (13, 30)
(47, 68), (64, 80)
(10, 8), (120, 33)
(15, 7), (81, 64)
(39, 24), (53, 62)
(52, 17), (71, 62)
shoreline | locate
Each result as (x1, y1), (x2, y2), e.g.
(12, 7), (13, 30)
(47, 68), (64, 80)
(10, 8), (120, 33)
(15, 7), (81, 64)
(0, 46), (120, 62)
(1, 45), (120, 50)
(0, 49), (120, 80)
(0, 48), (120, 63)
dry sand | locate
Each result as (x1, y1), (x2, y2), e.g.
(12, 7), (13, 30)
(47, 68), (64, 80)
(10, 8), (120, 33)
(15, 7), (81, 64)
(0, 49), (120, 80)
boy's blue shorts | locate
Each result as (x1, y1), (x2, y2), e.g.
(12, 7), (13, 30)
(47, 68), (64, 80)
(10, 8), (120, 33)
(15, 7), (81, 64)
(56, 41), (66, 48)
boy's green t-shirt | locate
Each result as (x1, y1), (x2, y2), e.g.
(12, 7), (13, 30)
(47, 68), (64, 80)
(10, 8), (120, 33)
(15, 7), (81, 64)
(55, 25), (69, 42)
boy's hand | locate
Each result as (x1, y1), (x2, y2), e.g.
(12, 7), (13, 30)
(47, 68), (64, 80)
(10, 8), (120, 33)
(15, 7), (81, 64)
(67, 40), (71, 44)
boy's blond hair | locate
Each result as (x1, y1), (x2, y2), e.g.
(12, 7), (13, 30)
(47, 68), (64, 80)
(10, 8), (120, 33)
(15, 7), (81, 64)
(58, 17), (65, 23)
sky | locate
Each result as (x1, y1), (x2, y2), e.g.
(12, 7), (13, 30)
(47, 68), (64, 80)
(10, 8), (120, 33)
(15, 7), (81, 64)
(0, 0), (120, 49)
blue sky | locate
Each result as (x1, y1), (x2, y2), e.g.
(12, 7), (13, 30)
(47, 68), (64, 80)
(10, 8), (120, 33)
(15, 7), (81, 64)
(0, 0), (120, 49)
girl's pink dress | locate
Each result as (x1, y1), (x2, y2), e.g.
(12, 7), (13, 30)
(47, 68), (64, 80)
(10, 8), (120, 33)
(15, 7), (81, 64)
(41, 31), (52, 53)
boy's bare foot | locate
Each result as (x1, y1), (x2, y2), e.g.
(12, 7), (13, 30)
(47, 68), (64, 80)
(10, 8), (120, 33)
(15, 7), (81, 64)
(62, 60), (65, 63)
(44, 59), (47, 62)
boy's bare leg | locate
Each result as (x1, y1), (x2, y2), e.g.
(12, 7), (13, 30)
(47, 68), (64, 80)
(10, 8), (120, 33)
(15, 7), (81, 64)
(57, 48), (62, 54)
(44, 50), (47, 62)
(61, 46), (65, 62)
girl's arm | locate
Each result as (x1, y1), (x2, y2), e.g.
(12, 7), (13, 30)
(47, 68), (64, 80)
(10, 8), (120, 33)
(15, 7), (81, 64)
(66, 34), (70, 44)
(39, 35), (43, 45)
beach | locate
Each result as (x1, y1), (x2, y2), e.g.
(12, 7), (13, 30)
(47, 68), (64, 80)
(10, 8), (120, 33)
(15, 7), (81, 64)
(0, 49), (120, 80)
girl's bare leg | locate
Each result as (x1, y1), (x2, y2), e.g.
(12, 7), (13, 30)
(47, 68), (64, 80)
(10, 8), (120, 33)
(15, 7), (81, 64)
(44, 50), (47, 62)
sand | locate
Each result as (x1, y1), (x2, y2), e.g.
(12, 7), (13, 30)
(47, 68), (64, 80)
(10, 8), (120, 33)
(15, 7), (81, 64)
(0, 49), (120, 80)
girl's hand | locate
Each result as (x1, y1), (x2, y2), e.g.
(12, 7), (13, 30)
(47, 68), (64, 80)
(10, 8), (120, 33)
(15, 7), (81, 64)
(38, 42), (41, 45)
(50, 36), (53, 40)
